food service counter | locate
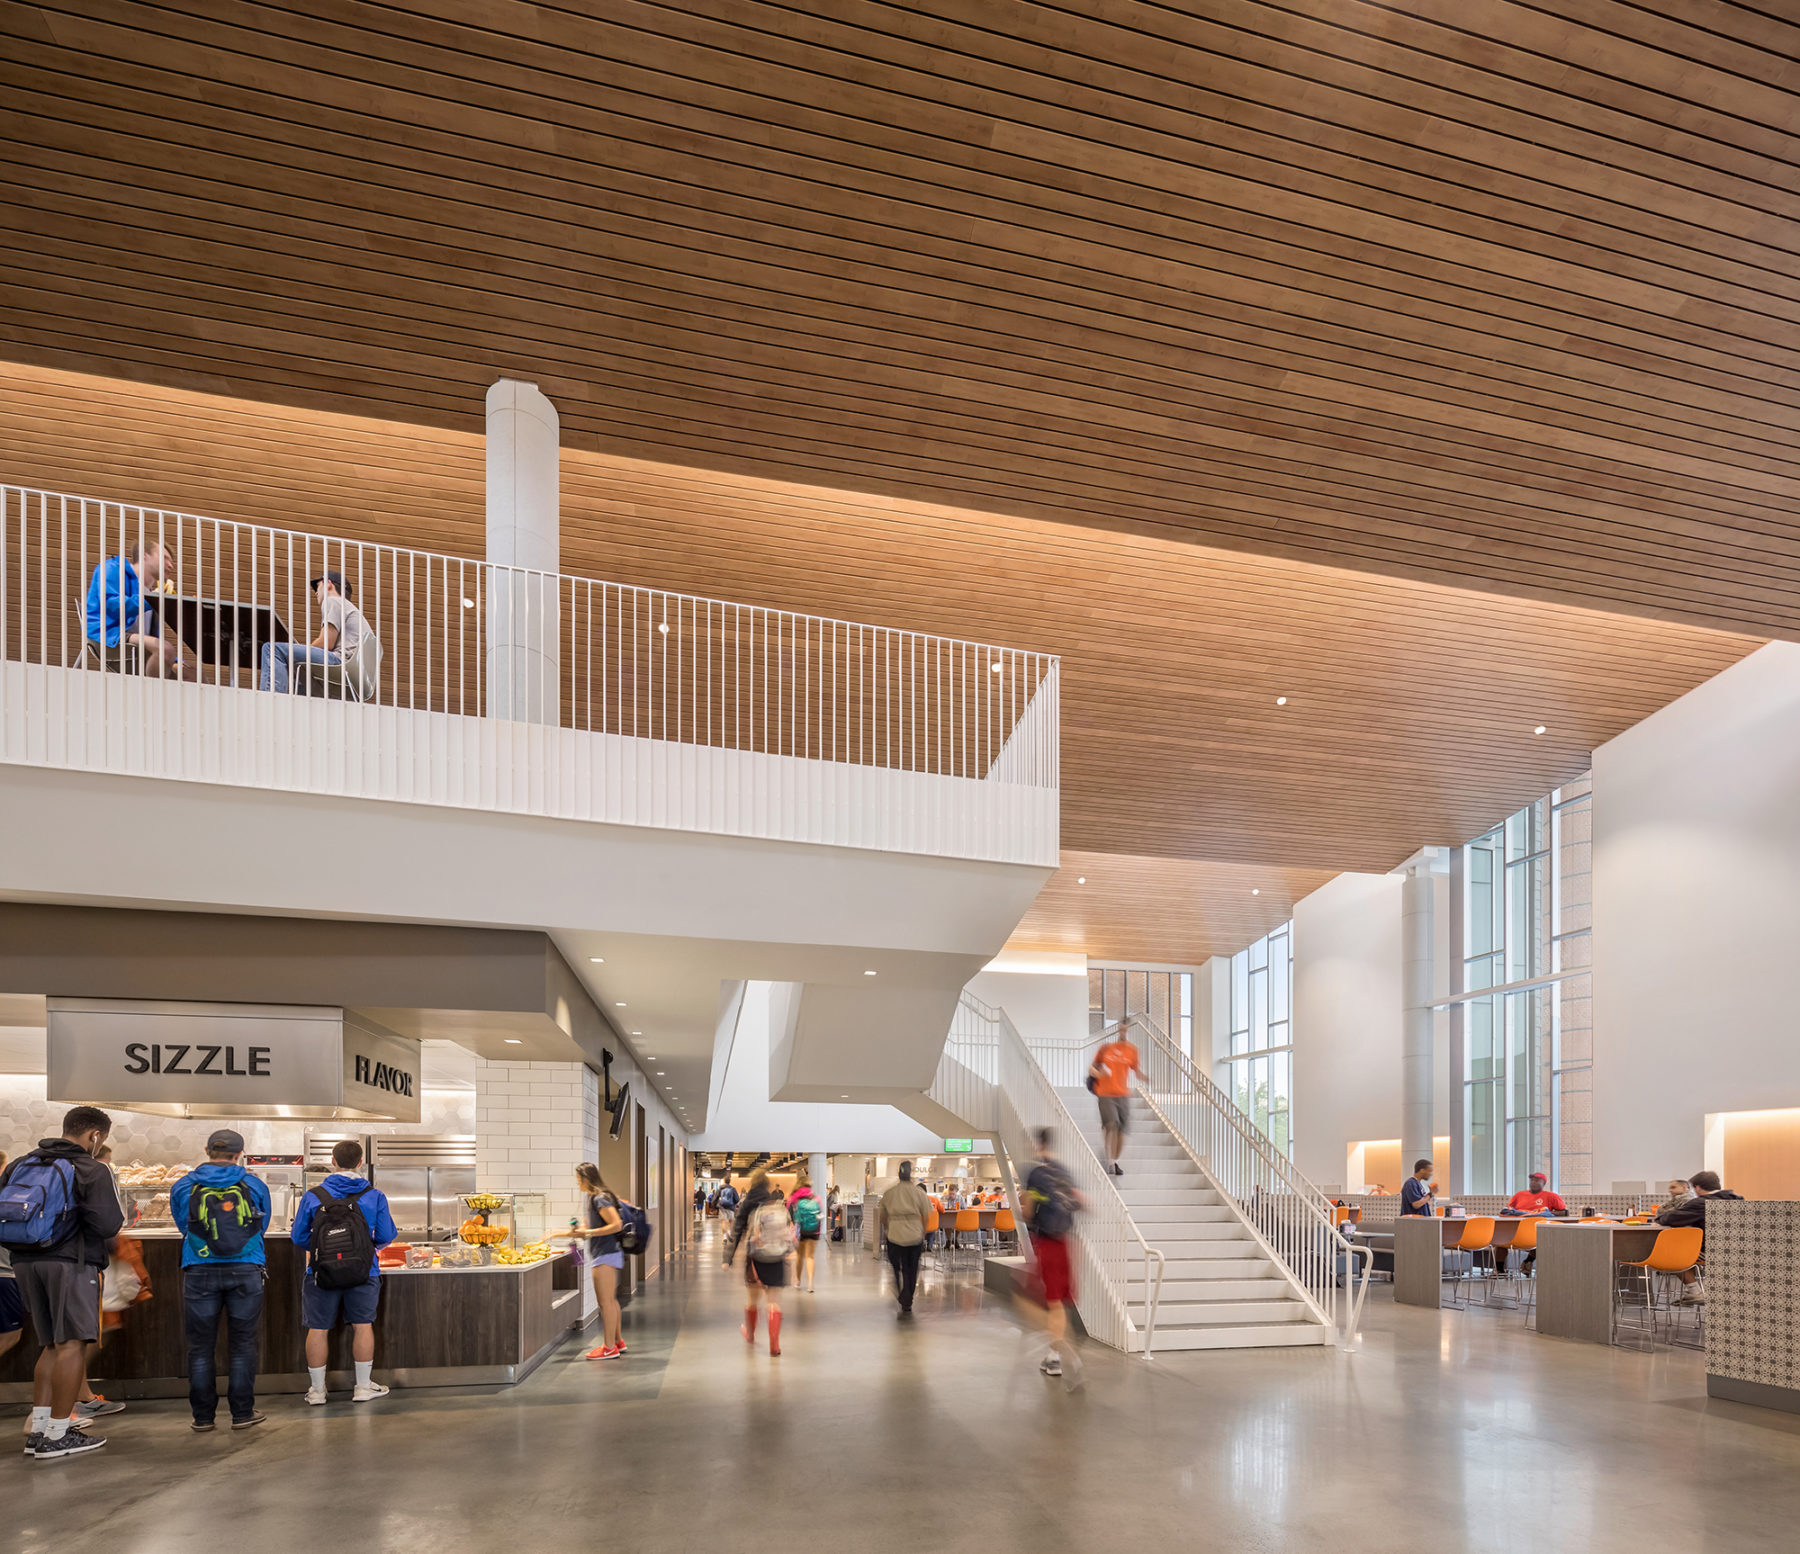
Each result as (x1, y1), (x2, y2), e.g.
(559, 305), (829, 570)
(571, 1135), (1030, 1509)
(0, 1235), (584, 1401)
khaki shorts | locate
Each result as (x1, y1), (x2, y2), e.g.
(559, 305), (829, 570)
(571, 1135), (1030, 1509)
(1097, 1095), (1131, 1133)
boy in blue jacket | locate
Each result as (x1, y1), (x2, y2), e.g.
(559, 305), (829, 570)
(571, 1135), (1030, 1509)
(290, 1138), (396, 1404)
(170, 1129), (274, 1432)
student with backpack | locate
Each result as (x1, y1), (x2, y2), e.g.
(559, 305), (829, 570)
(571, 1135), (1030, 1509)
(0, 1105), (124, 1460)
(787, 1171), (824, 1294)
(1023, 1127), (1086, 1387)
(290, 1139), (396, 1405)
(723, 1169), (795, 1356)
(169, 1129), (272, 1433)
(555, 1163), (626, 1360)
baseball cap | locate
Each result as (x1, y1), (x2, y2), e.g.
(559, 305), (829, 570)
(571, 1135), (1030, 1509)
(309, 570), (352, 598)
(207, 1128), (246, 1154)
(1528, 1171), (1547, 1184)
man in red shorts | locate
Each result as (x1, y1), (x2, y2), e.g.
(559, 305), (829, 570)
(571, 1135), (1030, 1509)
(1023, 1127), (1086, 1386)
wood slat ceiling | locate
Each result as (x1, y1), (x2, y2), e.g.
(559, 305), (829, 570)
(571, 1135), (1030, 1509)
(2, 2), (1800, 639)
(0, 361), (1759, 948)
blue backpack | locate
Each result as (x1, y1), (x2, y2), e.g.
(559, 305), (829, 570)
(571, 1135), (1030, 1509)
(615, 1199), (653, 1256)
(0, 1154), (79, 1249)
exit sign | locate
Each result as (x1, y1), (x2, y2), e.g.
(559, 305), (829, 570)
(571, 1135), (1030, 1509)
(944, 1139), (974, 1153)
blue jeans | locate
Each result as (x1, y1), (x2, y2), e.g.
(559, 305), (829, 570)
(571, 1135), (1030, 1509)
(184, 1264), (264, 1424)
(259, 641), (339, 694)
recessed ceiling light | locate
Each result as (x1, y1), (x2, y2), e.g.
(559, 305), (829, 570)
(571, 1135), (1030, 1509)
(658, 621), (670, 634)
(990, 661), (1002, 673)
(1534, 725), (1547, 735)
(590, 956), (604, 964)
(1275, 696), (1287, 706)
(841, 1094), (850, 1099)
(864, 969), (877, 976)
(632, 1031), (643, 1037)
(1076, 876), (1086, 884)
(1252, 888), (1261, 895)
(504, 1038), (522, 1045)
(615, 1002), (627, 1007)
(657, 1071), (665, 1076)
(462, 597), (475, 609)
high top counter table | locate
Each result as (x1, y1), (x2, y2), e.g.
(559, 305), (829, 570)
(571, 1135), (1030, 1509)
(0, 1234), (584, 1401)
(1533, 1223), (1660, 1344)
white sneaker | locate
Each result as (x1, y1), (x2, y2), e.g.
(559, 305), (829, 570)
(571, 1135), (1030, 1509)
(351, 1381), (390, 1403)
(304, 1388), (328, 1406)
(1041, 1355), (1063, 1377)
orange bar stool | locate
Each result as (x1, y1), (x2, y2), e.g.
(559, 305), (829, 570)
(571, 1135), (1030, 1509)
(1616, 1227), (1704, 1347)
(1444, 1218), (1497, 1306)
(993, 1208), (1018, 1255)
(953, 1208), (981, 1264)
(922, 1205), (941, 1265)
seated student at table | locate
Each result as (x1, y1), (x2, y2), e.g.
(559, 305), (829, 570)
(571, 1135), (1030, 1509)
(1652, 1170), (1743, 1305)
(259, 571), (382, 700)
(1494, 1172), (1566, 1272)
(84, 539), (194, 679)
(1399, 1159), (1437, 1216)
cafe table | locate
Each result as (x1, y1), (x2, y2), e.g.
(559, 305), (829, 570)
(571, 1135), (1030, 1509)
(1533, 1221), (1662, 1344)
(162, 593), (291, 684)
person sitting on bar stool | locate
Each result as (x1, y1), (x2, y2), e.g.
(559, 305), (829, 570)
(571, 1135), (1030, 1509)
(1399, 1159), (1437, 1216)
(1495, 1172), (1566, 1274)
(1651, 1170), (1743, 1305)
(259, 571), (382, 701)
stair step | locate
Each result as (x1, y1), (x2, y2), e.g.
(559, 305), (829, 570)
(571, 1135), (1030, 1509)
(1154, 1300), (1312, 1326)
(1113, 1187), (1216, 1206)
(1147, 1277), (1290, 1301)
(1129, 1221), (1251, 1243)
(1119, 1199), (1231, 1220)
(1149, 1323), (1329, 1352)
(1106, 1173), (1208, 1191)
(1132, 1256), (1277, 1280)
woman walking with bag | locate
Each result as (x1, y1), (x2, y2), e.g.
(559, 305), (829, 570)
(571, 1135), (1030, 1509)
(787, 1171), (823, 1294)
(724, 1169), (795, 1355)
(556, 1164), (626, 1360)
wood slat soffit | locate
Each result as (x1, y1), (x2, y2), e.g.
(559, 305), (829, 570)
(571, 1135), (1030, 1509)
(2, 2), (1799, 637)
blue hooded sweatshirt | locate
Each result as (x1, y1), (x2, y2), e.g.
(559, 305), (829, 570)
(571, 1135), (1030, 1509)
(170, 1163), (274, 1269)
(290, 1173), (397, 1284)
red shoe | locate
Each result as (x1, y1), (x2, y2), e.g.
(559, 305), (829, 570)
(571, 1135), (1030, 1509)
(768, 1309), (783, 1356)
(584, 1345), (620, 1360)
(742, 1306), (758, 1344)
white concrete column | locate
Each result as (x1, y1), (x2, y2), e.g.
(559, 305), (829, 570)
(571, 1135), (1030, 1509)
(485, 378), (560, 723)
(808, 1149), (829, 1270)
(475, 1056), (601, 1321)
(1401, 855), (1437, 1180)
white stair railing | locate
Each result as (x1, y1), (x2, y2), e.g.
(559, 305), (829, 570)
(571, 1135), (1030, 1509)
(934, 994), (1165, 1355)
(1132, 1012), (1372, 1349)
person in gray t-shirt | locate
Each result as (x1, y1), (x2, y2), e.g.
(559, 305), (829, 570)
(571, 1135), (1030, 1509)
(879, 1161), (934, 1319)
(259, 571), (381, 700)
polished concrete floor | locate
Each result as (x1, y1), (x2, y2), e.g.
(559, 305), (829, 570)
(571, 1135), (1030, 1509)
(9, 1228), (1800, 1553)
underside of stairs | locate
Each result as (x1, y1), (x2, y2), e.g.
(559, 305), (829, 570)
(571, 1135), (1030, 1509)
(1057, 1088), (1328, 1352)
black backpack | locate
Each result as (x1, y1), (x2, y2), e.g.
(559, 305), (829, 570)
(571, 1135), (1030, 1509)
(308, 1183), (375, 1290)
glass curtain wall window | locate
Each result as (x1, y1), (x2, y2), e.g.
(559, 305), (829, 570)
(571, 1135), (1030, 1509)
(1460, 774), (1592, 1196)
(1087, 966), (1194, 1057)
(1224, 923), (1293, 1157)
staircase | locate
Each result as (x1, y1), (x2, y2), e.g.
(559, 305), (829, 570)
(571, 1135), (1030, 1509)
(1062, 1090), (1327, 1350)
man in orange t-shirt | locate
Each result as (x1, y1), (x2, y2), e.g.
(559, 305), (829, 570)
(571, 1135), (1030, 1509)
(1089, 1022), (1143, 1176)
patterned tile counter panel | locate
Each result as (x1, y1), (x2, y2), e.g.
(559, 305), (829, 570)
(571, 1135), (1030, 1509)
(1706, 1200), (1800, 1413)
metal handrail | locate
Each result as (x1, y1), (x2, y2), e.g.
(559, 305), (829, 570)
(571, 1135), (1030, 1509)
(987, 999), (1166, 1357)
(1129, 1010), (1371, 1350)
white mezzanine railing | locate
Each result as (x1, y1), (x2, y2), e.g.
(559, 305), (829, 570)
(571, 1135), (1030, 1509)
(0, 485), (1059, 864)
(934, 993), (1165, 1355)
(1132, 1012), (1372, 1350)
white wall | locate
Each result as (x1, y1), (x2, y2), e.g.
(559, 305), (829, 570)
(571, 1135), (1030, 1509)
(1292, 872), (1404, 1189)
(965, 966), (1088, 1047)
(1593, 642), (1800, 1188)
(689, 982), (946, 1154)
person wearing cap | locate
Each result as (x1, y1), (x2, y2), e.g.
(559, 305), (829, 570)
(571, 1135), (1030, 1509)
(257, 570), (381, 701)
(170, 1131), (272, 1433)
(1495, 1172), (1568, 1274)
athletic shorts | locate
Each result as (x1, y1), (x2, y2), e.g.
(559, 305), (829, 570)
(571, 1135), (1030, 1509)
(593, 1250), (626, 1271)
(301, 1273), (381, 1330)
(1097, 1095), (1131, 1133)
(14, 1259), (101, 1345)
(0, 1276), (23, 1334)
(797, 1230), (820, 1243)
(747, 1256), (788, 1288)
(1031, 1233), (1076, 1307)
